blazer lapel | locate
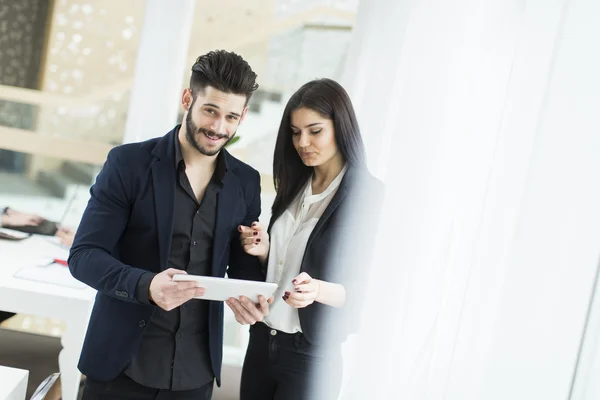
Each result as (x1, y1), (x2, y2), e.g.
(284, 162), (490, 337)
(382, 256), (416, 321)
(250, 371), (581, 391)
(304, 185), (348, 251)
(151, 129), (177, 270)
(304, 167), (356, 250)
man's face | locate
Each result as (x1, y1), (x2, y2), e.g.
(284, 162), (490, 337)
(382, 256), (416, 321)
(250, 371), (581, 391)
(182, 86), (248, 156)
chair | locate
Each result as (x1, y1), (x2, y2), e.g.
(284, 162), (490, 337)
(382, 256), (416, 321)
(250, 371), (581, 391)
(29, 373), (60, 400)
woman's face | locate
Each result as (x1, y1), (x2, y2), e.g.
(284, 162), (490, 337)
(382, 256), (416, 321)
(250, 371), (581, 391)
(290, 107), (340, 168)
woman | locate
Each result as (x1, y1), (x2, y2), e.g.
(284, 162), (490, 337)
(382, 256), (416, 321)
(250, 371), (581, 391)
(237, 78), (381, 400)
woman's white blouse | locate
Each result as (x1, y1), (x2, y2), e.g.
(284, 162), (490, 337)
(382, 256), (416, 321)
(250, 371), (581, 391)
(263, 165), (348, 333)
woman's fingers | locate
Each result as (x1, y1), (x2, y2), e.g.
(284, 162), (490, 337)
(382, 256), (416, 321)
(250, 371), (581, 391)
(293, 283), (316, 293)
(240, 225), (268, 241)
(291, 272), (312, 285)
(282, 289), (317, 308)
(239, 223), (269, 256)
(238, 225), (255, 234)
(243, 235), (263, 244)
(240, 223), (265, 233)
(283, 293), (309, 308)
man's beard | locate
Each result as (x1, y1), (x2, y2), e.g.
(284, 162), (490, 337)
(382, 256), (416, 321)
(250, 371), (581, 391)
(185, 110), (234, 156)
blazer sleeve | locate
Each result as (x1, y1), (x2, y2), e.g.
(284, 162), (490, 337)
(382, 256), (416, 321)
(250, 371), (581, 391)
(226, 170), (266, 282)
(68, 148), (150, 304)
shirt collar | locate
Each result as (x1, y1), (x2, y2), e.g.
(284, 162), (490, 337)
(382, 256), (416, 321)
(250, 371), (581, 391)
(174, 125), (227, 185)
(174, 126), (184, 168)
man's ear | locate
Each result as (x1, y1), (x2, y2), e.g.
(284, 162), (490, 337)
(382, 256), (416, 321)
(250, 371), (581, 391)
(181, 88), (193, 112)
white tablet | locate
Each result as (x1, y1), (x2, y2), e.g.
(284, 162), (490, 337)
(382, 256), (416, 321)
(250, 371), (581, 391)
(172, 274), (278, 303)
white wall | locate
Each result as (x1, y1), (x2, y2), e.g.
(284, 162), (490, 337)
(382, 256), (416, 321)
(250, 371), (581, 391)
(451, 1), (600, 398)
(340, 0), (600, 398)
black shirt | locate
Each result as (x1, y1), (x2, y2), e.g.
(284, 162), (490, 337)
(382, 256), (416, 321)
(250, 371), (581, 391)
(124, 131), (226, 390)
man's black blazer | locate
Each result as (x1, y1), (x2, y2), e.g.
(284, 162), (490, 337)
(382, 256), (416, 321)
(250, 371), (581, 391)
(68, 126), (264, 385)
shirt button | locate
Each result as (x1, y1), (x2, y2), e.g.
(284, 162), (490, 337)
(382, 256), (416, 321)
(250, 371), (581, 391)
(193, 241), (197, 246)
(176, 333), (182, 339)
(270, 329), (277, 336)
(278, 260), (284, 265)
(138, 320), (146, 328)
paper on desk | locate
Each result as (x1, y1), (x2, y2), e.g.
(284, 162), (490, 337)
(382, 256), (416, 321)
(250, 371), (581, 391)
(0, 227), (30, 240)
(13, 259), (87, 289)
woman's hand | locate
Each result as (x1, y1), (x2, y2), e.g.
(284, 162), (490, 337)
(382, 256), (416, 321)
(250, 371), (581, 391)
(1, 208), (42, 227)
(56, 227), (75, 247)
(283, 272), (347, 308)
(238, 221), (269, 264)
(283, 272), (321, 308)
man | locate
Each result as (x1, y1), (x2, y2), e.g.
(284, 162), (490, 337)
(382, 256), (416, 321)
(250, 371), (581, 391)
(69, 50), (271, 400)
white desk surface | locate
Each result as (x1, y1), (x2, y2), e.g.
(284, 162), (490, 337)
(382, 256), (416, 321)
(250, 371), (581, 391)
(0, 235), (94, 302)
(0, 365), (28, 400)
(0, 235), (95, 400)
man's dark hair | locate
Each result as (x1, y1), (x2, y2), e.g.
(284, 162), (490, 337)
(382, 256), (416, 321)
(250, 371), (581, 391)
(190, 50), (259, 103)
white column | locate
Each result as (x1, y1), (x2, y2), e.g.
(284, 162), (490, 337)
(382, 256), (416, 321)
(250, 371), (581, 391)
(122, 0), (195, 144)
(338, 0), (600, 399)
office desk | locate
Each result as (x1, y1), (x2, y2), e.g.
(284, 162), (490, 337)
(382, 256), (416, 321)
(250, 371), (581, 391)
(0, 235), (95, 400)
(0, 365), (28, 400)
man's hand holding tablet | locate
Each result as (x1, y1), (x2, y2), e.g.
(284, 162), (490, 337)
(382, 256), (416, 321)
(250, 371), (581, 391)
(149, 269), (206, 311)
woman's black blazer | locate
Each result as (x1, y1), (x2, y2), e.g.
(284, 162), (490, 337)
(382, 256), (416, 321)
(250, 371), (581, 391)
(267, 166), (384, 346)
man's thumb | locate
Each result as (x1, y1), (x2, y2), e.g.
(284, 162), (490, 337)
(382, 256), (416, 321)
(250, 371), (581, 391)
(165, 268), (187, 277)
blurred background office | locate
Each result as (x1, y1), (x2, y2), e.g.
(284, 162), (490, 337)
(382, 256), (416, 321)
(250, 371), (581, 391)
(2, 0), (600, 400)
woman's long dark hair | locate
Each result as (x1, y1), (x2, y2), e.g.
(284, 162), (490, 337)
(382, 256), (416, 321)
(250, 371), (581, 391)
(271, 78), (366, 224)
